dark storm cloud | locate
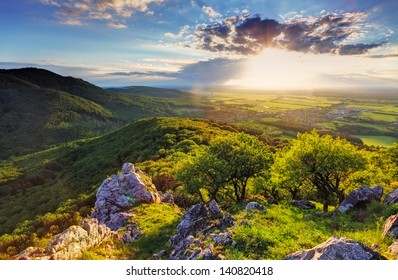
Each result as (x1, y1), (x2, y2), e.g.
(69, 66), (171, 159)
(337, 43), (384, 55)
(192, 12), (385, 55)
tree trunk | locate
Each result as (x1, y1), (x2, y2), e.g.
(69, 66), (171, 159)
(323, 203), (329, 212)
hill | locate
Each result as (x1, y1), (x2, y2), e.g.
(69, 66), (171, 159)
(0, 117), (237, 235)
(0, 68), (205, 159)
(107, 86), (192, 99)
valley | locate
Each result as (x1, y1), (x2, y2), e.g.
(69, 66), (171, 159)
(1, 68), (398, 260)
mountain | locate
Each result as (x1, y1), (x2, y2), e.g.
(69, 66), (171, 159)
(0, 68), (202, 159)
(107, 86), (192, 98)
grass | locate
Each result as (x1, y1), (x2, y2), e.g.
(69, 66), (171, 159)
(356, 135), (397, 147)
(79, 203), (182, 260)
(225, 201), (398, 260)
(124, 203), (182, 259)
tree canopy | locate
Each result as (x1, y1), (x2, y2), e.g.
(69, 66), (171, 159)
(176, 133), (273, 203)
(273, 130), (367, 211)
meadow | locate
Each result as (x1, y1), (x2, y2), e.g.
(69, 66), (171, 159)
(200, 89), (398, 146)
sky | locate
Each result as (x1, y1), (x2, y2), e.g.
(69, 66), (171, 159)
(0, 0), (397, 89)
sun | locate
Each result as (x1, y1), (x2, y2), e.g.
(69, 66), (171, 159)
(224, 48), (320, 90)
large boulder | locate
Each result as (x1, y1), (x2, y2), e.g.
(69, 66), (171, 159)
(92, 163), (161, 230)
(337, 185), (383, 213)
(382, 214), (398, 239)
(169, 200), (234, 260)
(384, 188), (398, 205)
(285, 236), (385, 260)
(15, 218), (115, 260)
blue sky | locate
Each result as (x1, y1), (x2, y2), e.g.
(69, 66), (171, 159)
(0, 0), (397, 89)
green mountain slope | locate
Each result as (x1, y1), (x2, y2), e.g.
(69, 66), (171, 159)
(0, 68), (204, 159)
(0, 117), (237, 235)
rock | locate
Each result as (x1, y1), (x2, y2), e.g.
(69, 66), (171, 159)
(245, 201), (266, 213)
(290, 200), (316, 209)
(211, 232), (232, 246)
(285, 236), (386, 260)
(15, 247), (49, 260)
(160, 191), (174, 204)
(384, 188), (398, 205)
(169, 200), (235, 260)
(152, 250), (167, 260)
(92, 163), (161, 230)
(15, 218), (114, 260)
(382, 214), (398, 239)
(337, 185), (383, 213)
(107, 212), (133, 231)
(208, 200), (223, 219)
(122, 224), (143, 243)
(388, 241), (398, 257)
(122, 162), (135, 174)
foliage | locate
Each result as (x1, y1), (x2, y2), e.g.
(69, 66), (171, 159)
(176, 133), (273, 203)
(273, 130), (367, 211)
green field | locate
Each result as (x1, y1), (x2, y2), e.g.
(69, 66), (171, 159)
(355, 135), (397, 147)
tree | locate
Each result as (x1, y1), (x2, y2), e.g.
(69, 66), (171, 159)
(175, 133), (273, 203)
(275, 131), (366, 211)
(388, 143), (398, 179)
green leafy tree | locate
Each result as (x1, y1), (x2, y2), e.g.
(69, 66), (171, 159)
(176, 133), (273, 202)
(389, 143), (398, 179)
(268, 149), (310, 201)
(275, 131), (367, 211)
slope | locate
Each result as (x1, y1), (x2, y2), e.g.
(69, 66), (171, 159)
(0, 68), (205, 159)
(0, 117), (238, 235)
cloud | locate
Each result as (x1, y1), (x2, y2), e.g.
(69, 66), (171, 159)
(165, 25), (191, 39)
(41, 0), (164, 28)
(107, 22), (128, 29)
(108, 58), (245, 86)
(176, 58), (244, 84)
(202, 6), (221, 18)
(190, 11), (386, 56)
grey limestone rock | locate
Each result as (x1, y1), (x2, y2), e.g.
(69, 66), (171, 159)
(337, 185), (383, 213)
(291, 200), (316, 209)
(245, 201), (266, 213)
(285, 236), (385, 260)
(92, 163), (161, 230)
(384, 188), (398, 205)
(169, 200), (234, 260)
(15, 218), (114, 260)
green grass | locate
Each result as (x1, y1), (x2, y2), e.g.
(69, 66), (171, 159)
(126, 203), (182, 259)
(225, 201), (398, 260)
(79, 203), (182, 260)
(356, 135), (397, 147)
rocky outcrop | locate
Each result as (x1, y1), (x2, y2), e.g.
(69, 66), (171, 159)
(337, 185), (383, 213)
(290, 200), (316, 210)
(245, 201), (266, 213)
(15, 218), (115, 260)
(388, 241), (398, 257)
(169, 200), (234, 260)
(285, 236), (385, 260)
(92, 163), (161, 230)
(384, 188), (398, 205)
(382, 214), (398, 239)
